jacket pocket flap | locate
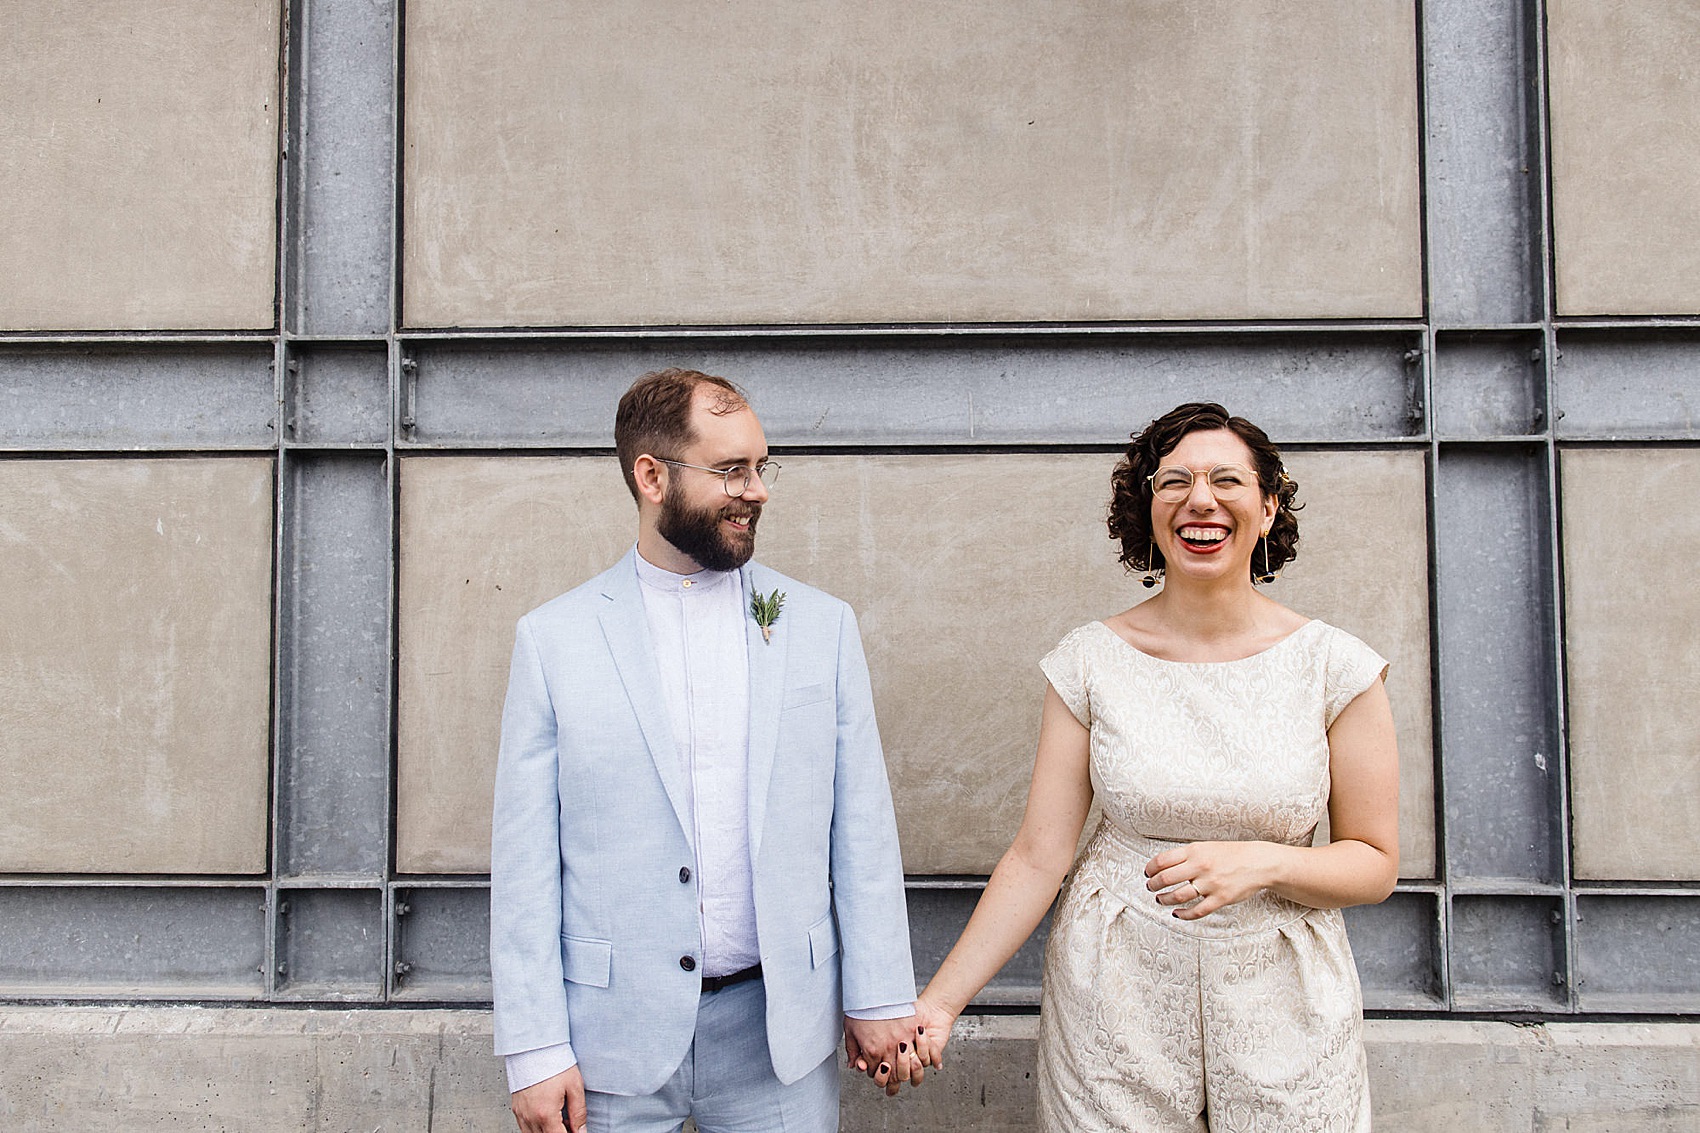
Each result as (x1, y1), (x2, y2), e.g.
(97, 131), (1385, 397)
(783, 682), (832, 710)
(560, 935), (612, 988)
(807, 914), (839, 969)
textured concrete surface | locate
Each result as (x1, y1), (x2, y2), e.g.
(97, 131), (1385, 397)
(1257, 451), (1434, 877)
(395, 451), (1431, 877)
(1562, 448), (1700, 880)
(0, 458), (274, 873)
(395, 456), (636, 873)
(0, 1), (280, 330)
(403, 0), (1421, 327)
(1549, 1), (1700, 315)
(1, 1008), (1696, 1131)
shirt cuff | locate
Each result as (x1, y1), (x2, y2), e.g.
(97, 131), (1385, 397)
(506, 1041), (578, 1093)
(845, 1001), (916, 1021)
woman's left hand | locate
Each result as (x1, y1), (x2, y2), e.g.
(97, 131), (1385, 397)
(1144, 840), (1283, 920)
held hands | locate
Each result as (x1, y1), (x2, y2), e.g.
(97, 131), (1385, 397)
(844, 1014), (926, 1096)
(511, 1065), (587, 1133)
(1144, 840), (1281, 920)
(911, 993), (959, 1071)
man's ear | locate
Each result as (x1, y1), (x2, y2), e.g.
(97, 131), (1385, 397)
(632, 454), (668, 507)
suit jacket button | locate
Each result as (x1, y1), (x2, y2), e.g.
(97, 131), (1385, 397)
(679, 955), (696, 972)
(679, 866), (691, 884)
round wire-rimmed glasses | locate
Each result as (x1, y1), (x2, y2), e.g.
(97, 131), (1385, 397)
(653, 457), (782, 498)
(1147, 463), (1259, 503)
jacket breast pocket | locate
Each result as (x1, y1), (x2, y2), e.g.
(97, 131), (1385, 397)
(783, 682), (833, 711)
(560, 934), (612, 988)
(807, 913), (839, 969)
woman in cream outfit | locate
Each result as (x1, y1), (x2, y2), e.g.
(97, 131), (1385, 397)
(908, 403), (1399, 1131)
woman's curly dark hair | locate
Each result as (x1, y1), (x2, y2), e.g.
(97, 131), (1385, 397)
(1107, 402), (1301, 583)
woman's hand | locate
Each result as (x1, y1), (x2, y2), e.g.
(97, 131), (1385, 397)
(911, 992), (960, 1070)
(1144, 840), (1286, 920)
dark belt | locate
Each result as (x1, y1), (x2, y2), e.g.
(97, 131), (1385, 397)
(700, 963), (763, 993)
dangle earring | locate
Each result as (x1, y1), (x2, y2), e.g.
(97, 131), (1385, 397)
(1141, 542), (1162, 589)
(1255, 528), (1278, 584)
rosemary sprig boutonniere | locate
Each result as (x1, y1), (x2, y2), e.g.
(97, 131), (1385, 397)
(750, 588), (786, 644)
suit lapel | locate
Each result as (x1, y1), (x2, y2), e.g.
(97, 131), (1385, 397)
(598, 552), (695, 851)
(742, 563), (787, 861)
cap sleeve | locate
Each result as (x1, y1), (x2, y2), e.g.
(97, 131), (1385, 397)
(1039, 626), (1095, 728)
(1324, 627), (1390, 727)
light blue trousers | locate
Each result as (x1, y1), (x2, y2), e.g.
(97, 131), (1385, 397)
(584, 978), (839, 1133)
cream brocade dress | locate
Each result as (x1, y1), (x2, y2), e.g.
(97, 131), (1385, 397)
(1037, 619), (1388, 1133)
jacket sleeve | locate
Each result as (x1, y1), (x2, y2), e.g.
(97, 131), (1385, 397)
(490, 616), (572, 1056)
(827, 604), (918, 1012)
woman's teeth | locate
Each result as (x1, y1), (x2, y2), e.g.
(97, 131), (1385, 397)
(1179, 526), (1227, 545)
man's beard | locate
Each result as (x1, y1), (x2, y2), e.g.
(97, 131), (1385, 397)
(656, 485), (760, 572)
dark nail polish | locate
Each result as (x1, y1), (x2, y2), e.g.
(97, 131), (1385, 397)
(899, 1042), (908, 1053)
(918, 1026), (925, 1034)
(879, 1063), (889, 1075)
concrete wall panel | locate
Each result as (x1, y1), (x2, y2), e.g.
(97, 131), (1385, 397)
(1267, 451), (1435, 879)
(1562, 448), (1700, 880)
(0, 1), (281, 331)
(403, 0), (1422, 327)
(0, 458), (275, 873)
(395, 457), (635, 873)
(1549, 2), (1700, 315)
(396, 450), (1431, 877)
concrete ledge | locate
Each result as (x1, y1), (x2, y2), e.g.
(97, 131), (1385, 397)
(1, 1009), (1696, 1130)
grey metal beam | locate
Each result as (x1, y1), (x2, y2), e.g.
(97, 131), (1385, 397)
(1434, 444), (1562, 884)
(1422, 0), (1542, 325)
(1554, 330), (1700, 439)
(1574, 895), (1700, 1012)
(0, 886), (266, 998)
(398, 332), (1424, 449)
(391, 885), (491, 1002)
(0, 345), (277, 450)
(274, 887), (386, 1001)
(1448, 894), (1565, 1011)
(1432, 330), (1546, 438)
(284, 0), (396, 336)
(285, 344), (391, 445)
(274, 451), (393, 879)
(1344, 891), (1445, 1010)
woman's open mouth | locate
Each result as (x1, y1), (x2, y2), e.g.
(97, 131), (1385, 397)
(1176, 524), (1229, 554)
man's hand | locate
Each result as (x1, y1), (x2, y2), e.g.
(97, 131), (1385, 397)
(511, 1065), (587, 1133)
(843, 1015), (925, 1096)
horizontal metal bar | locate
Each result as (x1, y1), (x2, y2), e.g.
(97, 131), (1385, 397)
(1554, 329), (1700, 438)
(396, 321), (1433, 342)
(390, 886), (490, 1002)
(1345, 892), (1446, 1010)
(1574, 895), (1700, 1012)
(0, 886), (266, 998)
(0, 344), (278, 449)
(402, 332), (1423, 448)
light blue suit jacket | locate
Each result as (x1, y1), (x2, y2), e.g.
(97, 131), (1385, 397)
(490, 550), (915, 1095)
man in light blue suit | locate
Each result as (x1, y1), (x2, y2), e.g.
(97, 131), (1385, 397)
(493, 368), (920, 1133)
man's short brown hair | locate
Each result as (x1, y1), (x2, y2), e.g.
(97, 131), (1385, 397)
(613, 368), (748, 500)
